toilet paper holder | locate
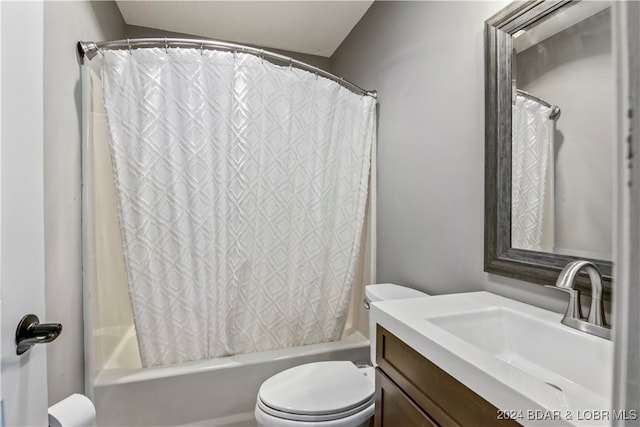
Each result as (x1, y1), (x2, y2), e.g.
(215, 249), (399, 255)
(15, 314), (62, 355)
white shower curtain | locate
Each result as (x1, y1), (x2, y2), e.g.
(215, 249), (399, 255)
(512, 93), (555, 252)
(100, 48), (376, 367)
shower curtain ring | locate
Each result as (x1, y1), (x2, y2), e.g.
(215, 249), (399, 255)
(127, 38), (132, 54)
(289, 58), (293, 71)
(260, 49), (264, 64)
(200, 42), (204, 56)
(164, 38), (168, 53)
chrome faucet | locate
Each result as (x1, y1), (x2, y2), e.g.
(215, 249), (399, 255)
(546, 260), (611, 340)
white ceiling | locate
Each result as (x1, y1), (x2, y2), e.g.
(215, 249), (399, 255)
(115, 1), (374, 57)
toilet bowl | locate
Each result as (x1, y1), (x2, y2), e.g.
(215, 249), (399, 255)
(254, 284), (428, 427)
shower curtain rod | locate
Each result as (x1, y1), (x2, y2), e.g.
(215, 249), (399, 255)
(77, 38), (377, 99)
(515, 89), (561, 120)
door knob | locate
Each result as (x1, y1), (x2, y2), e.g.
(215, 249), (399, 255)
(15, 314), (62, 355)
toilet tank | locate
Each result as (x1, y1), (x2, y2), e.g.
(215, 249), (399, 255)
(365, 284), (428, 365)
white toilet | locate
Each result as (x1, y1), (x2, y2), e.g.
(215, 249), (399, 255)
(254, 284), (428, 427)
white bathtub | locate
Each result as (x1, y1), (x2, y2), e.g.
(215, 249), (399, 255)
(93, 330), (370, 426)
(82, 63), (375, 427)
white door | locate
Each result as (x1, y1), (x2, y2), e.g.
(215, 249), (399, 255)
(0, 1), (49, 425)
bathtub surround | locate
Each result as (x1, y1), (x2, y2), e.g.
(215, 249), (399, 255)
(84, 60), (375, 423)
(82, 41), (377, 423)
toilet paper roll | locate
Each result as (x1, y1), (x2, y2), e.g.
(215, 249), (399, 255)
(48, 394), (96, 427)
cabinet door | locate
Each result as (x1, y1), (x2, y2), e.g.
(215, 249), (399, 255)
(376, 326), (521, 426)
(375, 369), (438, 427)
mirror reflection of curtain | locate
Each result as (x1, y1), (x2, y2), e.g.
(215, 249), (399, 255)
(512, 94), (555, 252)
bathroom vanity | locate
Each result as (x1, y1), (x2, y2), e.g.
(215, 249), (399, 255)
(370, 293), (613, 427)
(375, 325), (518, 426)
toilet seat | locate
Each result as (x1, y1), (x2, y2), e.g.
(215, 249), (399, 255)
(256, 361), (374, 422)
(257, 395), (374, 422)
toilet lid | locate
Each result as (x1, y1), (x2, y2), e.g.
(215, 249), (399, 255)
(258, 361), (374, 418)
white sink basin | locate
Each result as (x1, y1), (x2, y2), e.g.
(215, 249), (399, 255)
(371, 292), (614, 426)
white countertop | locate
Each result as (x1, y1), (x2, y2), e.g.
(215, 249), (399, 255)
(370, 292), (614, 427)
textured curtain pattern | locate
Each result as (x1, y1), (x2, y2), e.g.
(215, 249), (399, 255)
(101, 48), (376, 367)
(512, 94), (554, 251)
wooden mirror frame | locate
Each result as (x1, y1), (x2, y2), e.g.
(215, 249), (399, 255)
(484, 0), (613, 298)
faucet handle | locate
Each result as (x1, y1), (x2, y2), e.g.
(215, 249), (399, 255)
(544, 285), (583, 321)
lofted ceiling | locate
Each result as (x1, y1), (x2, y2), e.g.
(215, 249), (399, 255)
(115, 1), (375, 58)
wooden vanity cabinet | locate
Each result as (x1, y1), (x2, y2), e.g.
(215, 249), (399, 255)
(374, 326), (520, 427)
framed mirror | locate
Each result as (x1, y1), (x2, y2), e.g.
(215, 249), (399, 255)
(484, 0), (613, 297)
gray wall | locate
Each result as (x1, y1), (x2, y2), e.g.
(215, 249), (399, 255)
(44, 0), (127, 405)
(330, 1), (568, 311)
